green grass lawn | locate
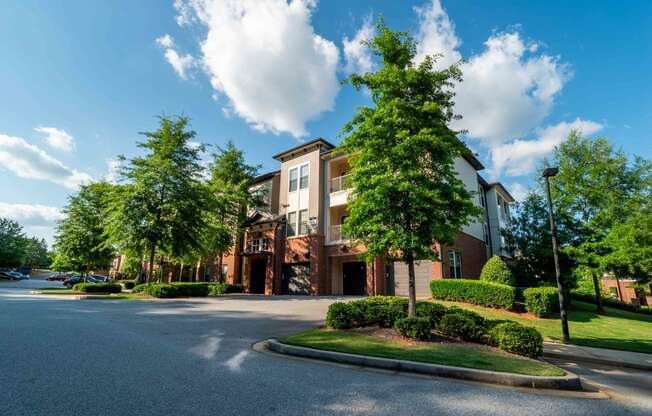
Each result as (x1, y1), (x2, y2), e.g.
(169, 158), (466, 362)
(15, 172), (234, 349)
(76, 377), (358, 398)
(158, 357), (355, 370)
(280, 327), (565, 377)
(436, 300), (652, 354)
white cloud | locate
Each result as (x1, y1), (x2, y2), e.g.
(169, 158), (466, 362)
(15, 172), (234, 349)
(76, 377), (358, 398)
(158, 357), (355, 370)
(490, 118), (603, 177)
(34, 126), (75, 152)
(0, 134), (93, 189)
(506, 182), (528, 202)
(414, 0), (461, 68)
(414, 0), (571, 146)
(156, 34), (196, 80)
(104, 159), (121, 184)
(343, 18), (374, 75)
(0, 202), (64, 227)
(175, 0), (340, 138)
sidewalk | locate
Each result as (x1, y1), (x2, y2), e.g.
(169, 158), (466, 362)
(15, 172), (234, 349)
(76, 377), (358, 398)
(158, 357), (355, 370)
(544, 342), (652, 371)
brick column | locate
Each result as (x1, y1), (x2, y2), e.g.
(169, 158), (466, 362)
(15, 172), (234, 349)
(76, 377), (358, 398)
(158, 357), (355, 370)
(309, 235), (325, 295)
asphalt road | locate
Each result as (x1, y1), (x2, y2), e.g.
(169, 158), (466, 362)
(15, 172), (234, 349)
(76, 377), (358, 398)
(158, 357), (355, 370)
(1, 279), (650, 416)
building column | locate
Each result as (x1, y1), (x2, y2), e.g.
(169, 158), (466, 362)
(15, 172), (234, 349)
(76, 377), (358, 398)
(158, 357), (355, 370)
(309, 235), (325, 295)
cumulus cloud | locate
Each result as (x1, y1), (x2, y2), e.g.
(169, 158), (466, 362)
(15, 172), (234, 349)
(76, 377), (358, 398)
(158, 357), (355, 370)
(490, 118), (603, 177)
(156, 34), (196, 80)
(343, 18), (374, 75)
(0, 134), (93, 189)
(34, 126), (75, 152)
(104, 159), (121, 184)
(0, 202), (64, 227)
(414, 0), (461, 68)
(174, 0), (340, 138)
(506, 182), (528, 202)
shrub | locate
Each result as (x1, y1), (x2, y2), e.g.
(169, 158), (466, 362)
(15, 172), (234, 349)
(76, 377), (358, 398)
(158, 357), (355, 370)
(430, 279), (516, 310)
(172, 282), (209, 297)
(524, 287), (559, 317)
(490, 322), (543, 358)
(131, 283), (151, 294)
(480, 256), (516, 286)
(352, 297), (407, 327)
(226, 283), (243, 293)
(143, 284), (178, 298)
(326, 302), (362, 329)
(117, 280), (136, 290)
(72, 283), (122, 293)
(437, 312), (484, 341)
(415, 301), (448, 328)
(208, 283), (227, 295)
(570, 291), (652, 316)
(394, 317), (431, 340)
(445, 307), (485, 328)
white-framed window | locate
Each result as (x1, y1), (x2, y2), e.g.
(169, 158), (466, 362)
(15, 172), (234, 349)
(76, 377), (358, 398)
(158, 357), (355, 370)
(287, 211), (297, 237)
(299, 164), (309, 189)
(289, 168), (298, 192)
(298, 209), (309, 235)
(478, 185), (485, 207)
(448, 250), (462, 278)
(251, 239), (260, 252)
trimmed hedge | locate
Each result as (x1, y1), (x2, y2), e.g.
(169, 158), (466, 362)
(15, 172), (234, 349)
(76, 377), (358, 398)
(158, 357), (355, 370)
(395, 317), (431, 340)
(523, 287), (559, 317)
(415, 301), (448, 328)
(430, 279), (516, 310)
(490, 322), (543, 358)
(132, 282), (210, 298)
(437, 312), (484, 341)
(480, 256), (516, 286)
(72, 283), (122, 293)
(326, 302), (362, 329)
(117, 280), (136, 290)
(208, 283), (244, 295)
(352, 296), (408, 327)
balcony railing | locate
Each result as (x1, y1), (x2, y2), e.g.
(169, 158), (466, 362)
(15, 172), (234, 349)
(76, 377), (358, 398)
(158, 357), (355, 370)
(329, 225), (348, 242)
(330, 174), (351, 193)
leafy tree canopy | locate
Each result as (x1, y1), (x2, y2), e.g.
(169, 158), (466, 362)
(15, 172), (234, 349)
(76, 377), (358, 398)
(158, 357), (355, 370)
(0, 218), (27, 267)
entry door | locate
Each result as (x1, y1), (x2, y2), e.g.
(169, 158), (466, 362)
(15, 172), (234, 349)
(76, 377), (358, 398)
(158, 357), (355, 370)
(343, 261), (366, 295)
(249, 259), (267, 294)
(281, 263), (311, 295)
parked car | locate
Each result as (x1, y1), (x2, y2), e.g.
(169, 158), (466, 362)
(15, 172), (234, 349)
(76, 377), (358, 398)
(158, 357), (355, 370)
(64, 274), (108, 287)
(46, 273), (70, 281)
(6, 271), (29, 280)
(89, 275), (110, 282)
(0, 271), (13, 280)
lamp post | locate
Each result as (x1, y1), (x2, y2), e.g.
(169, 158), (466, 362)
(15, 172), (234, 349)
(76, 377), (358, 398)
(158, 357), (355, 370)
(542, 167), (570, 344)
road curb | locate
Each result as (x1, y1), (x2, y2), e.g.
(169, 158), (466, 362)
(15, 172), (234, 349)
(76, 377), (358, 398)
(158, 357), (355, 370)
(543, 351), (652, 372)
(265, 339), (583, 391)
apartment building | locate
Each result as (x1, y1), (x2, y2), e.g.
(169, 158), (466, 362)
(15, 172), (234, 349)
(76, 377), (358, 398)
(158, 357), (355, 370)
(219, 138), (514, 296)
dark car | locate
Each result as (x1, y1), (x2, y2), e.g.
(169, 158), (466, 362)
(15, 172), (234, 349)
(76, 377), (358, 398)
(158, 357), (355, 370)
(46, 273), (70, 281)
(5, 271), (29, 280)
(64, 274), (109, 287)
(0, 271), (13, 280)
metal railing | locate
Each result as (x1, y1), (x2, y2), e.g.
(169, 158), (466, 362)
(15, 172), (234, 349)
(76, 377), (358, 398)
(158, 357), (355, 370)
(329, 225), (348, 242)
(330, 174), (351, 193)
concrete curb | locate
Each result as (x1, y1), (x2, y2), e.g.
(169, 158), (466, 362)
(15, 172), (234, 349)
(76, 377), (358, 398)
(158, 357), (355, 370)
(543, 351), (652, 372)
(265, 339), (583, 391)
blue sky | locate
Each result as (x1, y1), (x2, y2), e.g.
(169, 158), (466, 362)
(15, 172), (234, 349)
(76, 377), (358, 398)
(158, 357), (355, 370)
(1, 0), (650, 246)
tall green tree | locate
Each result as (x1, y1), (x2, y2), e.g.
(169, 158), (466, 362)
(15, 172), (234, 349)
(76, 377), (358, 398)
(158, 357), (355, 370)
(340, 20), (480, 317)
(23, 237), (51, 268)
(205, 141), (260, 282)
(0, 218), (27, 267)
(503, 192), (574, 287)
(547, 131), (650, 311)
(108, 116), (207, 282)
(53, 182), (116, 274)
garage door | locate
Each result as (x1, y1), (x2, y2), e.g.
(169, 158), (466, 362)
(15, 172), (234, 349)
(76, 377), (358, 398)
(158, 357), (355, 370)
(281, 263), (311, 295)
(393, 260), (432, 297)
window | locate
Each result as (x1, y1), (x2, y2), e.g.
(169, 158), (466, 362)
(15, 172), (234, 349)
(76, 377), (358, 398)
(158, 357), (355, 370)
(250, 238), (270, 252)
(299, 164), (309, 189)
(483, 223), (490, 244)
(261, 238), (270, 251)
(287, 211), (297, 236)
(478, 185), (485, 207)
(448, 250), (462, 278)
(251, 239), (260, 252)
(298, 209), (309, 235)
(289, 168), (298, 192)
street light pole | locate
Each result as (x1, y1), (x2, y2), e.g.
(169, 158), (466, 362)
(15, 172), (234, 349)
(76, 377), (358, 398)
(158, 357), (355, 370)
(543, 167), (570, 344)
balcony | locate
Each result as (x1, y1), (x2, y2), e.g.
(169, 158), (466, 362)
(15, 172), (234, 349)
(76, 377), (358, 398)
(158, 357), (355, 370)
(328, 225), (348, 243)
(330, 174), (351, 193)
(329, 174), (351, 207)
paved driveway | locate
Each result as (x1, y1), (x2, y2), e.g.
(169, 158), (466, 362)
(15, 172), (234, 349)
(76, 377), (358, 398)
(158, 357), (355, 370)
(1, 280), (650, 416)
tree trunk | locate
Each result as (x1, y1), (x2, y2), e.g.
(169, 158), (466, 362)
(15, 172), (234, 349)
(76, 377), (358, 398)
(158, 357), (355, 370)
(194, 258), (201, 282)
(591, 270), (604, 313)
(147, 246), (156, 283)
(179, 262), (184, 282)
(407, 255), (416, 318)
(158, 255), (164, 283)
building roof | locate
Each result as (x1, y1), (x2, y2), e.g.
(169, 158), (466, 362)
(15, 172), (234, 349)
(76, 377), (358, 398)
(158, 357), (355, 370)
(252, 170), (280, 184)
(488, 182), (515, 203)
(272, 138), (336, 162)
